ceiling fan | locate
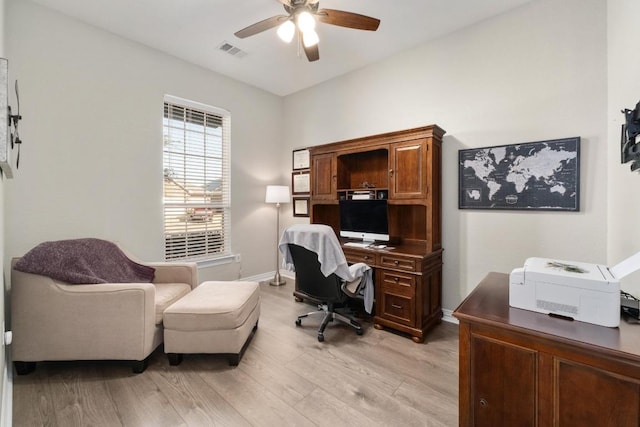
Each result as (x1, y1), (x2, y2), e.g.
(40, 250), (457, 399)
(234, 0), (380, 62)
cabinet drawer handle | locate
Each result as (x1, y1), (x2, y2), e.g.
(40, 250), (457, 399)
(389, 169), (394, 177)
(391, 304), (403, 309)
(479, 398), (488, 408)
(364, 256), (370, 260)
(393, 277), (399, 282)
(393, 260), (399, 265)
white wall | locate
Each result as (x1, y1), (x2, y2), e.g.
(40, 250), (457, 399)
(282, 0), (608, 311)
(0, 1), (8, 424)
(4, 0), (286, 280)
(607, 0), (640, 296)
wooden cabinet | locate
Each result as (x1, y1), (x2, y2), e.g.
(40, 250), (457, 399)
(305, 125), (446, 341)
(454, 272), (640, 427)
(310, 153), (336, 200)
(390, 140), (428, 199)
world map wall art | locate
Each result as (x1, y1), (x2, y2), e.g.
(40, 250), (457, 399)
(458, 137), (580, 211)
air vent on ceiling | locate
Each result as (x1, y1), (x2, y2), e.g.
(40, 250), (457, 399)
(218, 41), (247, 58)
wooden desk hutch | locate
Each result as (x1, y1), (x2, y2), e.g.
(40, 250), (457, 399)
(298, 125), (446, 343)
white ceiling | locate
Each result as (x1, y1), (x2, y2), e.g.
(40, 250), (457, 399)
(28, 0), (534, 96)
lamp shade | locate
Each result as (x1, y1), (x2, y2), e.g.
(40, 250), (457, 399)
(265, 185), (290, 204)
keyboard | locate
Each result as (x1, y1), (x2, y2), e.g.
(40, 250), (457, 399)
(344, 242), (372, 248)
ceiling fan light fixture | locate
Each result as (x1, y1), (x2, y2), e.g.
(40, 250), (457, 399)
(302, 29), (319, 48)
(297, 11), (316, 33)
(234, 1), (380, 62)
(277, 20), (295, 43)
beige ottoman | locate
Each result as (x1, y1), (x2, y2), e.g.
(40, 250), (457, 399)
(163, 280), (260, 366)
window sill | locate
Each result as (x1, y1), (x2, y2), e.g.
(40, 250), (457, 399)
(195, 253), (238, 268)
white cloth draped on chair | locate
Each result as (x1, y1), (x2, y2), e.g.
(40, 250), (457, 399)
(279, 224), (374, 313)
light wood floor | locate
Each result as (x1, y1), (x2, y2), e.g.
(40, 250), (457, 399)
(12, 278), (459, 427)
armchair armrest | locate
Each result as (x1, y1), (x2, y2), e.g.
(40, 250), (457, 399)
(11, 267), (158, 362)
(112, 244), (198, 289)
(146, 262), (198, 289)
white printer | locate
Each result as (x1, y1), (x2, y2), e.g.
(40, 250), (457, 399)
(509, 255), (636, 328)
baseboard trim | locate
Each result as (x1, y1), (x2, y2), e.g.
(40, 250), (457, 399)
(442, 309), (458, 325)
(241, 270), (295, 283)
(1, 355), (11, 427)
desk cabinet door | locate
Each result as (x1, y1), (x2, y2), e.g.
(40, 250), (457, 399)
(471, 335), (537, 427)
(311, 153), (336, 200)
(556, 359), (640, 426)
(389, 140), (427, 199)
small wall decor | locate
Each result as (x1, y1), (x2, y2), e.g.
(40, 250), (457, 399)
(293, 197), (310, 217)
(621, 100), (640, 172)
(292, 170), (310, 195)
(458, 137), (580, 211)
(0, 58), (23, 179)
(292, 148), (310, 170)
(0, 59), (10, 178)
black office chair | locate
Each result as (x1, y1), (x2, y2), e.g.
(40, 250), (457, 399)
(288, 243), (363, 342)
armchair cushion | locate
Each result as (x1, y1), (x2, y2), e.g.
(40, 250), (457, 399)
(14, 238), (155, 284)
(154, 282), (192, 324)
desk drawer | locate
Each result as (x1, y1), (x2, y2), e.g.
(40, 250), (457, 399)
(377, 270), (416, 327)
(343, 249), (375, 265)
(379, 291), (414, 327)
(379, 270), (416, 296)
(379, 254), (416, 272)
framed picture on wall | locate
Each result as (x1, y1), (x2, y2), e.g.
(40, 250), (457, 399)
(293, 197), (310, 217)
(292, 171), (310, 194)
(292, 149), (310, 170)
(458, 136), (580, 211)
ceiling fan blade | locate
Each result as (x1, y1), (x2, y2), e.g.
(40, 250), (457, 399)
(316, 9), (380, 31)
(303, 41), (319, 62)
(235, 15), (289, 39)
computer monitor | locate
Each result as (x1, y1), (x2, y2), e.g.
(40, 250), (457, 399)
(339, 199), (390, 245)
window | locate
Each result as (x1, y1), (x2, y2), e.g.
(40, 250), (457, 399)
(163, 96), (231, 261)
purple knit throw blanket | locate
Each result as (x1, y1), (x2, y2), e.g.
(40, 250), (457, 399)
(15, 238), (155, 284)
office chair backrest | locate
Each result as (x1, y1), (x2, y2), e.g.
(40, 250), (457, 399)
(288, 244), (346, 304)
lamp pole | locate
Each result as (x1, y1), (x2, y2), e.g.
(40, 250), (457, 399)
(270, 201), (286, 286)
(265, 185), (289, 286)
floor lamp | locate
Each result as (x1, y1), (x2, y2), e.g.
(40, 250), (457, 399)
(265, 185), (290, 286)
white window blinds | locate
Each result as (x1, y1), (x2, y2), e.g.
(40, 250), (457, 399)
(163, 97), (231, 261)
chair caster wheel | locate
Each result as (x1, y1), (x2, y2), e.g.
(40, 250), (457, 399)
(356, 329), (363, 336)
(295, 318), (302, 326)
(317, 333), (324, 342)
